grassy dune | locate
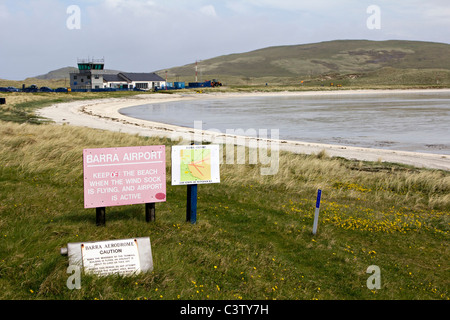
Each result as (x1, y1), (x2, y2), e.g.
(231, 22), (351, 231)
(0, 103), (448, 300)
(0, 91), (146, 124)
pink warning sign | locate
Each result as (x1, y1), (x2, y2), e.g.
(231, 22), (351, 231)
(83, 146), (166, 208)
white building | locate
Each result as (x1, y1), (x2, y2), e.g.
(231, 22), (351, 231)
(70, 58), (166, 91)
(102, 74), (128, 89)
(103, 72), (166, 90)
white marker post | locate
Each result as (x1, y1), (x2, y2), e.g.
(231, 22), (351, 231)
(312, 189), (322, 235)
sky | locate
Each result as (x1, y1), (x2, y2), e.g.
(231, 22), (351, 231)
(0, 0), (449, 80)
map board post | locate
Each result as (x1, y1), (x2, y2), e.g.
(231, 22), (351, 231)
(171, 145), (220, 224)
(186, 184), (198, 223)
(83, 146), (166, 225)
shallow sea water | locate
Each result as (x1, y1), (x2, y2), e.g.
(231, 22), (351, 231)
(120, 91), (450, 155)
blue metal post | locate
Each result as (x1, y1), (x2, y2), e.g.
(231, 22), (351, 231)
(186, 184), (198, 224)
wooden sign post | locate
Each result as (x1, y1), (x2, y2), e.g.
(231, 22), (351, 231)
(145, 203), (156, 222)
(96, 207), (106, 226)
(95, 203), (155, 226)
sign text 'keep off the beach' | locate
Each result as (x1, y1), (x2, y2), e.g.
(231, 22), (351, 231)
(83, 146), (166, 208)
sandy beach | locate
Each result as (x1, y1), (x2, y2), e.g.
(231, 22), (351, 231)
(37, 89), (450, 171)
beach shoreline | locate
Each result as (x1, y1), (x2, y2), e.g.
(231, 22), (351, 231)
(37, 88), (450, 171)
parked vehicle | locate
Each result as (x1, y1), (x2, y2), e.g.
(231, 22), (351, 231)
(210, 79), (222, 87)
(39, 86), (54, 92)
(23, 84), (39, 92)
(55, 87), (68, 92)
(0, 87), (19, 92)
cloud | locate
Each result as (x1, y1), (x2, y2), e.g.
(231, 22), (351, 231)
(225, 1), (251, 15)
(199, 5), (217, 17)
(0, 0), (448, 80)
(0, 4), (9, 19)
(423, 5), (450, 22)
(237, 0), (354, 12)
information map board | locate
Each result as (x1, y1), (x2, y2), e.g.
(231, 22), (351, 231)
(171, 145), (220, 185)
(83, 146), (166, 208)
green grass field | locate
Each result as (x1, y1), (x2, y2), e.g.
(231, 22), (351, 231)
(0, 93), (448, 300)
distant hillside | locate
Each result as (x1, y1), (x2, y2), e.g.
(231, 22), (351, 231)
(159, 40), (450, 86)
(3, 40), (449, 88)
(35, 67), (122, 80)
(0, 67), (125, 89)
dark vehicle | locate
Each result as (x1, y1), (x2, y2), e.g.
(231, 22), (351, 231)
(211, 79), (222, 87)
(0, 87), (19, 92)
(23, 84), (39, 92)
(55, 87), (68, 92)
(39, 86), (54, 92)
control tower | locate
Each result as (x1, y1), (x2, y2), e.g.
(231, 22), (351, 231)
(70, 58), (105, 91)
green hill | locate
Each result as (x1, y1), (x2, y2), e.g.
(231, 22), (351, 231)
(34, 67), (79, 80)
(0, 67), (124, 89)
(160, 40), (450, 86)
(3, 40), (449, 89)
(35, 67), (122, 80)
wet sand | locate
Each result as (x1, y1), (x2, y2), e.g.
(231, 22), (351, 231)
(37, 89), (450, 171)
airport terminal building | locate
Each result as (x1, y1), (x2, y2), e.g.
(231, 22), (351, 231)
(70, 59), (165, 91)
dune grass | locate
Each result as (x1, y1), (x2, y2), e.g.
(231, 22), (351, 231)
(0, 91), (146, 124)
(0, 118), (448, 300)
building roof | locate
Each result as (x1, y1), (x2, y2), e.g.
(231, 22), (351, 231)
(119, 72), (165, 82)
(103, 74), (126, 82)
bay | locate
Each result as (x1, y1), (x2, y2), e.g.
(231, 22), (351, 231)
(120, 91), (450, 155)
